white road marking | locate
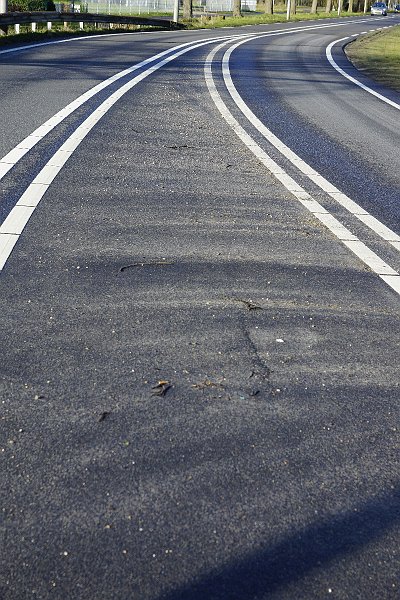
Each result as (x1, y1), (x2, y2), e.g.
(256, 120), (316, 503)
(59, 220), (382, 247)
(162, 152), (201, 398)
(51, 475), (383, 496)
(0, 17), (373, 181)
(380, 275), (400, 294)
(326, 33), (400, 112)
(0, 234), (18, 270)
(0, 30), (175, 56)
(0, 33), (258, 269)
(0, 206), (35, 235)
(16, 184), (49, 207)
(0, 37), (217, 182)
(204, 40), (400, 295)
(342, 240), (397, 275)
(0, 17), (382, 271)
(219, 38), (400, 251)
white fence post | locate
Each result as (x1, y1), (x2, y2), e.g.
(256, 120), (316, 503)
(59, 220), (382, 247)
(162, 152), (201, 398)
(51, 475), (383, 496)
(173, 0), (179, 21)
(0, 0), (8, 35)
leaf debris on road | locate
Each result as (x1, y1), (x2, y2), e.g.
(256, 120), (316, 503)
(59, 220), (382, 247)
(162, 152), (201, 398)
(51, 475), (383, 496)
(237, 299), (263, 311)
(192, 379), (225, 390)
(98, 411), (110, 422)
(151, 380), (172, 396)
(119, 261), (174, 273)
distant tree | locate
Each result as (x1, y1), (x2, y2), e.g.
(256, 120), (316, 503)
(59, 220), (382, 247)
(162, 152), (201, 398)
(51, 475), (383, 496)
(233, 0), (241, 17)
(264, 0), (273, 14)
(348, 0), (354, 10)
(326, 0), (333, 11)
(183, 0), (192, 19)
(290, 0), (296, 14)
(311, 0), (318, 12)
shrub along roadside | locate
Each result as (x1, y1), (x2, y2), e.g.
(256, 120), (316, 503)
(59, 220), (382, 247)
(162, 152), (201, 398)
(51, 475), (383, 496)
(9, 0), (54, 9)
(182, 10), (363, 28)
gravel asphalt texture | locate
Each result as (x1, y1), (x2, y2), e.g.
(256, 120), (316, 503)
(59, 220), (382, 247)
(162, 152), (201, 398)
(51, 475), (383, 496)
(1, 18), (400, 599)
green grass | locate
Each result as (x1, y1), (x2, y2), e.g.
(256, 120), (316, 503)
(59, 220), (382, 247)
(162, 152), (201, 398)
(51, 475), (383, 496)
(346, 25), (400, 92)
(183, 10), (362, 29)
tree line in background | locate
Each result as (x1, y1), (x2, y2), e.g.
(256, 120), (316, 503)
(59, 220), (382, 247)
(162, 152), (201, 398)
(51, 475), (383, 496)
(181, 0), (367, 18)
(6, 0), (369, 16)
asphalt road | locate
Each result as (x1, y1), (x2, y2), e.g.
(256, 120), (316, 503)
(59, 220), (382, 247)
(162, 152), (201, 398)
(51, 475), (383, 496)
(1, 16), (400, 600)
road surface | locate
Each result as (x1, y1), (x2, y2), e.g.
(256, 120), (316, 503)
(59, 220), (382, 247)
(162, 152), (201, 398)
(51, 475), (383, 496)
(1, 16), (399, 600)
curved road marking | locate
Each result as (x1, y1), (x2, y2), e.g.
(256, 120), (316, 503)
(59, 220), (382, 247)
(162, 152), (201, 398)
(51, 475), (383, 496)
(0, 31), (158, 56)
(218, 36), (400, 250)
(0, 17), (383, 271)
(204, 39), (400, 296)
(0, 34), (244, 182)
(0, 17), (373, 181)
(326, 33), (400, 112)
(0, 33), (258, 269)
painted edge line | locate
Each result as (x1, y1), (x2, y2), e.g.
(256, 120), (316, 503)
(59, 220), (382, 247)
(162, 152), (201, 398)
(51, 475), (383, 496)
(219, 37), (400, 249)
(326, 33), (400, 112)
(0, 30), (174, 56)
(0, 17), (375, 182)
(204, 39), (400, 296)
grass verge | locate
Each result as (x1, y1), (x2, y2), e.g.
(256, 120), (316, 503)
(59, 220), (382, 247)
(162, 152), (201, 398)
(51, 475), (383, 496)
(183, 10), (363, 29)
(346, 25), (400, 93)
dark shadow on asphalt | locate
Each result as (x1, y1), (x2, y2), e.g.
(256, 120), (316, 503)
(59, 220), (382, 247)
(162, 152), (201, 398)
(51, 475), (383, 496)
(158, 484), (400, 600)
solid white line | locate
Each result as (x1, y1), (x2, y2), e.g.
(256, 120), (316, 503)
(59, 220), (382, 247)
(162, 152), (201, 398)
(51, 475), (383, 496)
(2, 31), (272, 181)
(0, 17), (380, 271)
(342, 240), (397, 275)
(0, 33), (258, 271)
(0, 234), (18, 270)
(204, 40), (400, 295)
(0, 38), (206, 182)
(380, 274), (400, 294)
(316, 212), (358, 241)
(219, 38), (400, 251)
(0, 17), (374, 181)
(0, 206), (36, 235)
(16, 184), (50, 207)
(326, 34), (400, 112)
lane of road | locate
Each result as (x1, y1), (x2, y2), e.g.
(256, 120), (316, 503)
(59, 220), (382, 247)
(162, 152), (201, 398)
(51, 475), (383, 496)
(1, 16), (399, 600)
(205, 32), (400, 297)
(3, 17), (398, 274)
(228, 20), (400, 231)
(0, 16), (383, 157)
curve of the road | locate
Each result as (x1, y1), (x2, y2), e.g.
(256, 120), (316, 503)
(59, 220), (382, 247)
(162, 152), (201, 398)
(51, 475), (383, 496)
(1, 16), (400, 600)
(2, 17), (400, 295)
(204, 27), (400, 296)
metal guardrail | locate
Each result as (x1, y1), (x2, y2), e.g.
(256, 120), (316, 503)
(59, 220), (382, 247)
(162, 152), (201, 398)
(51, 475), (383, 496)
(0, 10), (183, 30)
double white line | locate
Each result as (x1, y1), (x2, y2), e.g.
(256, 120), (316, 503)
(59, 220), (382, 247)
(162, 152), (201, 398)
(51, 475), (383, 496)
(0, 33), (241, 269)
(204, 31), (400, 296)
(1, 17), (395, 288)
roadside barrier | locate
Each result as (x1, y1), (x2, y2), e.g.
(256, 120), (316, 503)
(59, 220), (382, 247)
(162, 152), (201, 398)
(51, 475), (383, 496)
(0, 11), (184, 35)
